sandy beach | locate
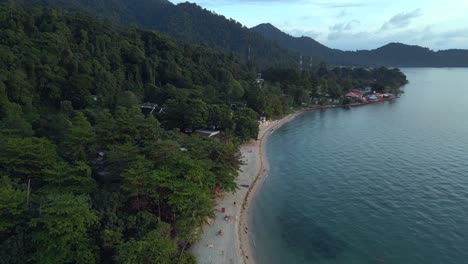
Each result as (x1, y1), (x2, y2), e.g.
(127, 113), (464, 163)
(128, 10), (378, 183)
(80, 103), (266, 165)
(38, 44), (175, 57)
(190, 111), (303, 264)
(189, 101), (395, 264)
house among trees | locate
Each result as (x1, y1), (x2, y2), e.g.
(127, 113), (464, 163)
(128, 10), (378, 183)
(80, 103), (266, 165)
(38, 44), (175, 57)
(255, 73), (264, 86)
(230, 103), (246, 112)
(230, 104), (238, 111)
(193, 129), (221, 138)
(141, 103), (162, 116)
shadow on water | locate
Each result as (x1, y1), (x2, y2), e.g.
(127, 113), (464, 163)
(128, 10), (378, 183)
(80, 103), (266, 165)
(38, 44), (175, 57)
(278, 208), (347, 261)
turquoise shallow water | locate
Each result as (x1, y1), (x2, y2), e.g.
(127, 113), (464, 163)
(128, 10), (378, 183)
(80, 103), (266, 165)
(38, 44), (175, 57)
(251, 68), (468, 264)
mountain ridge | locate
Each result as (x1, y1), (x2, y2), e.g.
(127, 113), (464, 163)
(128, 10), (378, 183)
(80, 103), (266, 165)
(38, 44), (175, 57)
(251, 23), (468, 67)
(6, 0), (468, 67)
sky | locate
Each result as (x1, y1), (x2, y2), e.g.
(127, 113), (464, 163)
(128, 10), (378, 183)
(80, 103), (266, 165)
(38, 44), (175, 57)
(170, 0), (468, 51)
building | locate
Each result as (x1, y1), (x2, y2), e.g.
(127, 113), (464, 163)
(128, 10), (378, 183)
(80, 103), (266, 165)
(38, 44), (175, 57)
(255, 73), (264, 86)
(140, 103), (160, 116)
(345, 91), (362, 99)
(194, 130), (221, 138)
(360, 87), (372, 94)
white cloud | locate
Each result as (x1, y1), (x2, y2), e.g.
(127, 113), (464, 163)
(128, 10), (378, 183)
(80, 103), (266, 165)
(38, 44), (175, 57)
(380, 9), (423, 31)
(329, 20), (360, 32)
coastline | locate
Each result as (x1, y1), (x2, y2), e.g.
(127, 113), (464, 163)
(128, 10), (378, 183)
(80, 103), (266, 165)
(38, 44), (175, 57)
(238, 111), (304, 263)
(189, 110), (304, 264)
(190, 99), (394, 264)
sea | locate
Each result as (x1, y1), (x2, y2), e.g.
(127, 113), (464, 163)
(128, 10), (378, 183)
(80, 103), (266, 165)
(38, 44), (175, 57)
(250, 68), (468, 264)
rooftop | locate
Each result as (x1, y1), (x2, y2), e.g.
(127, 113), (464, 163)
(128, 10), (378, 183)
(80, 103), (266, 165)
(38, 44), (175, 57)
(194, 130), (221, 138)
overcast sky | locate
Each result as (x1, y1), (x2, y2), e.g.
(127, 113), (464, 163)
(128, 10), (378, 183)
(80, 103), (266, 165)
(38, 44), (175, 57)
(171, 0), (468, 51)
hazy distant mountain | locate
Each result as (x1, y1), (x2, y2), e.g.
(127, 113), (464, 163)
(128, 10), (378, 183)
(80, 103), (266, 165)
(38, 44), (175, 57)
(251, 23), (342, 61)
(252, 23), (468, 67)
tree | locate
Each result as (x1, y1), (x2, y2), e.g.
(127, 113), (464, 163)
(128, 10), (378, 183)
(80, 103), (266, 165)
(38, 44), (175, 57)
(30, 194), (97, 264)
(66, 74), (93, 108)
(0, 83), (33, 136)
(136, 115), (161, 146)
(164, 156), (215, 221)
(178, 137), (240, 192)
(105, 143), (143, 182)
(121, 157), (159, 212)
(0, 135), (59, 184)
(61, 112), (96, 161)
(207, 104), (234, 131)
(245, 85), (268, 114)
(234, 108), (259, 141)
(116, 223), (174, 264)
(184, 99), (208, 130)
(291, 85), (309, 105)
(41, 162), (96, 195)
(116, 222), (195, 264)
(116, 91), (139, 108)
(0, 176), (26, 233)
(112, 107), (142, 144)
(327, 80), (342, 99)
(229, 79), (244, 100)
(94, 109), (119, 147)
(164, 98), (209, 131)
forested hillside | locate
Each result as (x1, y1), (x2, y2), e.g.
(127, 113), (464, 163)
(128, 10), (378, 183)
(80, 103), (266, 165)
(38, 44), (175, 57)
(7, 0), (298, 67)
(0, 5), (261, 264)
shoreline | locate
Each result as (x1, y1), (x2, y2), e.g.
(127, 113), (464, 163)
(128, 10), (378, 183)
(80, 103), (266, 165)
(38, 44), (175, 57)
(238, 100), (396, 263)
(189, 110), (304, 264)
(190, 99), (395, 264)
(238, 111), (304, 263)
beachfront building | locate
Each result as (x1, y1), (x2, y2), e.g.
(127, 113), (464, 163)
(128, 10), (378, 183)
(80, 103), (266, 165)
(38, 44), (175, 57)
(345, 91), (362, 99)
(368, 94), (378, 101)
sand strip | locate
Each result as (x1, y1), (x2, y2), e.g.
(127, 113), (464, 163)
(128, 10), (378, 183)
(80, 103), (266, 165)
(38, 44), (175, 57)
(190, 111), (304, 264)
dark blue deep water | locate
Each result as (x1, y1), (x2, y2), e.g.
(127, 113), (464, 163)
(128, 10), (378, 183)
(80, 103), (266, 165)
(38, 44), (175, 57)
(251, 68), (468, 264)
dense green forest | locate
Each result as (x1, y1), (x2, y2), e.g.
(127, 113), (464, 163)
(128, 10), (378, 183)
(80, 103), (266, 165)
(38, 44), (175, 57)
(0, 5), (407, 264)
(7, 0), (298, 66)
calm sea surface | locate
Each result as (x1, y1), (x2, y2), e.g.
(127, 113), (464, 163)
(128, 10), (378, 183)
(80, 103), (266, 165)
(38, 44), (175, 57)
(251, 68), (468, 264)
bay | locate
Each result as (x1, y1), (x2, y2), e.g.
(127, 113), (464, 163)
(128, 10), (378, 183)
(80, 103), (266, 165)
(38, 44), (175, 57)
(251, 68), (468, 264)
